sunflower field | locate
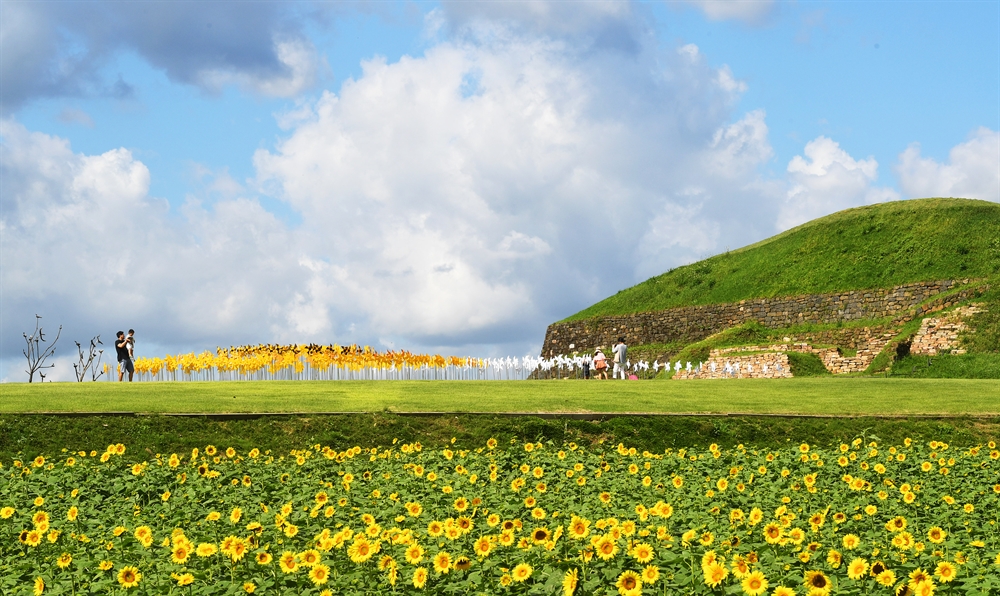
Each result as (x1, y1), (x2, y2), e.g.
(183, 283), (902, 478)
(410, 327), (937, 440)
(2, 438), (999, 595)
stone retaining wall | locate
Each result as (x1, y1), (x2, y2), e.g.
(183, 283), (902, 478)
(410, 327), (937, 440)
(543, 279), (979, 356)
(910, 305), (984, 356)
(704, 331), (895, 375)
(673, 353), (792, 380)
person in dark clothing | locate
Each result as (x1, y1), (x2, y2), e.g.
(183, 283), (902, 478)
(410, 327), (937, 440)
(116, 330), (134, 382)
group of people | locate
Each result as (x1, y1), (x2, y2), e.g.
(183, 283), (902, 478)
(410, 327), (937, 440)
(584, 337), (629, 380)
(114, 329), (136, 382)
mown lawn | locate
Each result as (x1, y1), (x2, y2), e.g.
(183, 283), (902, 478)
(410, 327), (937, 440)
(1, 377), (999, 415)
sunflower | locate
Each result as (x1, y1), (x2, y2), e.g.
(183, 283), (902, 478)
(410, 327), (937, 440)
(279, 551), (298, 573)
(616, 570), (642, 596)
(763, 523), (783, 544)
(803, 570), (831, 594)
(117, 566), (141, 589)
(827, 550), (842, 567)
(171, 544), (190, 564)
(631, 542), (655, 563)
(568, 516), (590, 539)
(405, 544), (424, 565)
(256, 552), (272, 565)
(98, 560), (113, 571)
(33, 577), (44, 596)
(531, 527), (550, 544)
(309, 564), (330, 585)
(703, 562), (728, 588)
(563, 568), (579, 596)
(433, 551), (451, 574)
(842, 534), (861, 550)
(741, 570), (768, 596)
(412, 567), (428, 588)
(732, 557), (751, 578)
(934, 561), (957, 583)
(847, 558), (868, 580)
(173, 573), (194, 586)
(473, 536), (492, 558)
(453, 556), (472, 571)
(196, 543), (217, 557)
(876, 570), (897, 586)
(512, 562), (533, 582)
(772, 587), (795, 596)
(596, 535), (618, 560)
(927, 527), (946, 544)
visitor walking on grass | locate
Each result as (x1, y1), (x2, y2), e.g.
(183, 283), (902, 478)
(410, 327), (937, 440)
(593, 348), (608, 379)
(613, 337), (627, 379)
(116, 330), (134, 382)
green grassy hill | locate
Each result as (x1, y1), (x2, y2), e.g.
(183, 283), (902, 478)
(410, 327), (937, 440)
(566, 198), (1000, 321)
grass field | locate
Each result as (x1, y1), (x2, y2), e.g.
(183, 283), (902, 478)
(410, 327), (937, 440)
(2, 377), (1000, 415)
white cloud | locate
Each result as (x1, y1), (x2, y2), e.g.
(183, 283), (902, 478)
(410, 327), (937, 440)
(682, 0), (776, 24)
(896, 127), (1000, 202)
(0, 120), (313, 371)
(635, 200), (721, 279)
(778, 136), (899, 230)
(252, 26), (775, 345)
(4, 23), (785, 373)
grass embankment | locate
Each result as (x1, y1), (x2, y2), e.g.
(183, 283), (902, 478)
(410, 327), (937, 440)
(2, 413), (999, 462)
(2, 378), (999, 459)
(566, 198), (1000, 321)
(891, 353), (1000, 378)
(2, 378), (999, 415)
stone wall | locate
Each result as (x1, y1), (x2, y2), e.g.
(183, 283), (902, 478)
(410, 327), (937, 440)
(910, 304), (984, 356)
(673, 352), (792, 380)
(707, 332), (895, 375)
(543, 279), (978, 356)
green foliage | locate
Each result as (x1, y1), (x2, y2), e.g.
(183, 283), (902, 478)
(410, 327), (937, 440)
(961, 283), (1000, 353)
(785, 352), (831, 377)
(566, 198), (1000, 321)
(891, 353), (1000, 379)
(1, 413), (998, 462)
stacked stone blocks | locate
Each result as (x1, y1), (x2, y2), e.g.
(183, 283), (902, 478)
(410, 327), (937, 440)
(910, 305), (984, 356)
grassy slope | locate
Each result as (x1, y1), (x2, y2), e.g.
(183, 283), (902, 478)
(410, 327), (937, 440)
(2, 379), (999, 416)
(566, 198), (1000, 321)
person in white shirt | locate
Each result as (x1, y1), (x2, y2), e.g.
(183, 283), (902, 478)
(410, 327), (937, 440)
(612, 338), (627, 380)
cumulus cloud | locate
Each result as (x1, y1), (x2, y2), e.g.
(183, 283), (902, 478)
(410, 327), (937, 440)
(4, 22), (783, 374)
(778, 136), (899, 230)
(0, 1), (324, 111)
(896, 127), (1000, 202)
(0, 120), (312, 368)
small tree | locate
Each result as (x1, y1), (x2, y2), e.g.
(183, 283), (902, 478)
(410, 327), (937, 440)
(23, 315), (62, 382)
(73, 335), (105, 382)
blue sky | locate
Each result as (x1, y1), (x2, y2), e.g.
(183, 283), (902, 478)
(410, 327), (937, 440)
(2, 0), (998, 380)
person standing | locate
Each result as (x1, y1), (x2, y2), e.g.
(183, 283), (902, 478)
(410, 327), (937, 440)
(116, 331), (134, 382)
(613, 337), (628, 380)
